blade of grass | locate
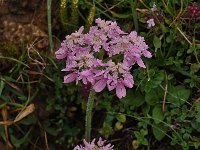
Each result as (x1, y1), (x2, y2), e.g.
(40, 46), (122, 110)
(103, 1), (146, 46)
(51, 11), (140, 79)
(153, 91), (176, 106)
(47, 0), (54, 52)
(24, 77), (31, 107)
(0, 56), (29, 68)
(94, 1), (115, 20)
(47, 57), (58, 69)
(161, 0), (174, 16)
(130, 0), (139, 32)
(0, 80), (5, 96)
(192, 39), (200, 64)
(169, 0), (183, 27)
(138, 0), (150, 9)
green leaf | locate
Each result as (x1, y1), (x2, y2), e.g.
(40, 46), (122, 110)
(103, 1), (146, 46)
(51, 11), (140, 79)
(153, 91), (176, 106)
(0, 95), (9, 102)
(152, 123), (167, 141)
(121, 90), (145, 108)
(134, 131), (148, 145)
(142, 104), (150, 115)
(153, 36), (161, 48)
(0, 103), (7, 109)
(10, 129), (31, 148)
(10, 135), (22, 148)
(18, 115), (37, 125)
(195, 103), (200, 123)
(152, 105), (164, 124)
(166, 34), (173, 43)
(145, 86), (163, 105)
(97, 49), (105, 60)
(17, 95), (27, 101)
(190, 63), (200, 74)
(132, 94), (145, 107)
(0, 80), (5, 96)
(151, 70), (165, 88)
(167, 85), (190, 105)
(110, 10), (131, 18)
(145, 90), (159, 105)
(63, 126), (80, 136)
(0, 125), (6, 141)
(187, 44), (195, 54)
(191, 121), (200, 132)
(160, 24), (168, 33)
(116, 114), (126, 123)
(144, 70), (164, 92)
(44, 127), (59, 136)
(99, 122), (113, 138)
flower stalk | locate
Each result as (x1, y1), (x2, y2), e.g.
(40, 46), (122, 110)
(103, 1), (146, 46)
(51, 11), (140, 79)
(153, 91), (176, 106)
(85, 88), (95, 142)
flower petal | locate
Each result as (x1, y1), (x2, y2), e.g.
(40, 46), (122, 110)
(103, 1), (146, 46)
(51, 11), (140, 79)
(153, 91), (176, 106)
(136, 58), (146, 68)
(93, 79), (107, 92)
(116, 84), (126, 99)
(64, 73), (78, 83)
(107, 79), (117, 91)
(123, 75), (134, 88)
(80, 70), (92, 76)
(143, 50), (152, 58)
(73, 145), (81, 150)
(94, 70), (105, 77)
(55, 48), (67, 59)
(82, 78), (87, 84)
(97, 137), (105, 147)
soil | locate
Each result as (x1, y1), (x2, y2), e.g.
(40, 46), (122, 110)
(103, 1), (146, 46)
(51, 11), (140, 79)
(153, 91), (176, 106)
(0, 0), (60, 49)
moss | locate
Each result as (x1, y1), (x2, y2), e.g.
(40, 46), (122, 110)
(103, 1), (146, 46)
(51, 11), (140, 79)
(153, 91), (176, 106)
(0, 42), (20, 71)
(0, 42), (19, 57)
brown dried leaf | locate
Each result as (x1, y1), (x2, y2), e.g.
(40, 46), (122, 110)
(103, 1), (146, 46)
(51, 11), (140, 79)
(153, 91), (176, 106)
(0, 121), (13, 125)
(1, 106), (8, 121)
(4, 81), (21, 92)
(14, 104), (35, 123)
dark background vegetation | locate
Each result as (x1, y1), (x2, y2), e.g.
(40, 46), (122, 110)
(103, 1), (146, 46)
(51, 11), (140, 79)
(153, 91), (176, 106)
(0, 0), (199, 150)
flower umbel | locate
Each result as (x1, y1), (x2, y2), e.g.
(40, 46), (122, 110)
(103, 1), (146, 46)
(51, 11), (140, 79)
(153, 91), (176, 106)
(55, 18), (152, 99)
(73, 138), (114, 150)
(187, 2), (200, 19)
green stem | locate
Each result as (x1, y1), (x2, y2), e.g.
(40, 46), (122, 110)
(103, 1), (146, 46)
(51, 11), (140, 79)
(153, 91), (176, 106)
(85, 88), (95, 142)
(47, 0), (54, 52)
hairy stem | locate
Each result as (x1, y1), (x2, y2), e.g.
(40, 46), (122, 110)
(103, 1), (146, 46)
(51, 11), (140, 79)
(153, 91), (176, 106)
(85, 88), (95, 142)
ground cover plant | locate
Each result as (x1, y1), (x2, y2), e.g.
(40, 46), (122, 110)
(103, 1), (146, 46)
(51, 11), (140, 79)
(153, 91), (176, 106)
(0, 0), (199, 150)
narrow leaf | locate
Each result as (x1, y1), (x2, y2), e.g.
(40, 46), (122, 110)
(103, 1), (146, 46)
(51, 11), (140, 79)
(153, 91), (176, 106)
(153, 36), (161, 48)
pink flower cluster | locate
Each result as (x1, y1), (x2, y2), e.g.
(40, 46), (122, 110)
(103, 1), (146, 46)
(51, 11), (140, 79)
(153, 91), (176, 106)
(55, 18), (152, 99)
(73, 138), (114, 150)
(187, 2), (200, 19)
